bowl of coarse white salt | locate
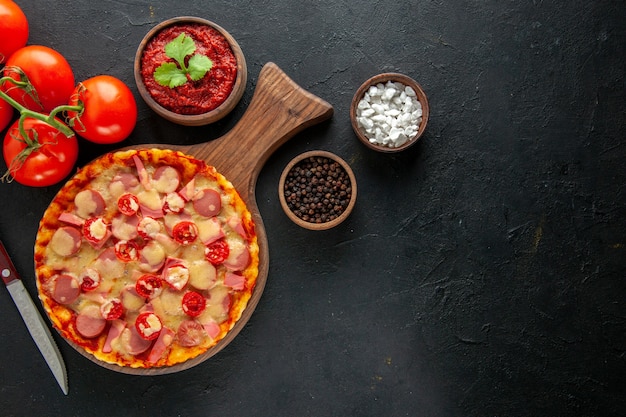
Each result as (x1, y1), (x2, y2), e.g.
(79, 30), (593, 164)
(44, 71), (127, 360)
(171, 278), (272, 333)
(350, 73), (429, 152)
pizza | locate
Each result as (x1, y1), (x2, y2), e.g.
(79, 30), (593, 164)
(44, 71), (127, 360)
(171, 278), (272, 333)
(34, 148), (259, 369)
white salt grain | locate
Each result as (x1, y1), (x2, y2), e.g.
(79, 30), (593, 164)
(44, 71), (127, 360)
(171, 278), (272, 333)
(356, 79), (423, 148)
(383, 87), (396, 101)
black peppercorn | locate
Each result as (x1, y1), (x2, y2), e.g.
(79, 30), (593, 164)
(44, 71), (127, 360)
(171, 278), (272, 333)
(283, 156), (352, 224)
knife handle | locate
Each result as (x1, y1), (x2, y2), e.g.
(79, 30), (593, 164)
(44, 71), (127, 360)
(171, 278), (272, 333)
(0, 240), (20, 285)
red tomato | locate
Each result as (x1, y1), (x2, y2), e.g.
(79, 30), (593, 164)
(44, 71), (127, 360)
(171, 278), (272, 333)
(2, 117), (78, 187)
(172, 221), (199, 245)
(67, 75), (137, 144)
(117, 192), (139, 216)
(114, 240), (140, 262)
(0, 96), (14, 132)
(205, 239), (230, 265)
(2, 45), (75, 112)
(135, 312), (162, 341)
(182, 291), (206, 317)
(82, 217), (110, 246)
(101, 298), (123, 320)
(78, 268), (101, 292)
(0, 0), (28, 64)
(135, 274), (164, 299)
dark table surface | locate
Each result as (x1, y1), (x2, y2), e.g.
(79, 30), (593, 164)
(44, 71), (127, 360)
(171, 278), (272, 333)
(1, 1), (624, 416)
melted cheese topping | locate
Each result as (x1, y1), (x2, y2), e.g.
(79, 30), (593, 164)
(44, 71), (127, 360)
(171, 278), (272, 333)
(138, 217), (161, 239)
(152, 166), (180, 193)
(126, 197), (140, 213)
(137, 189), (162, 210)
(164, 192), (185, 212)
(89, 218), (108, 240)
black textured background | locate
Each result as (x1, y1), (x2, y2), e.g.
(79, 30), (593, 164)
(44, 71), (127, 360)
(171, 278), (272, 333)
(1, 1), (624, 416)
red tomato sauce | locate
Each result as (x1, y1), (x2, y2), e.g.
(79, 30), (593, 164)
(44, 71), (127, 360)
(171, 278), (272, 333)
(140, 23), (237, 115)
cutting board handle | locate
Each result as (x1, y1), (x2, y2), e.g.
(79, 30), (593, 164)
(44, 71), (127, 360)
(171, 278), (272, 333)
(186, 62), (334, 197)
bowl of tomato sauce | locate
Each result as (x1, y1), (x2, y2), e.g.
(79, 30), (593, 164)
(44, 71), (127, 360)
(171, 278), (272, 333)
(134, 16), (247, 126)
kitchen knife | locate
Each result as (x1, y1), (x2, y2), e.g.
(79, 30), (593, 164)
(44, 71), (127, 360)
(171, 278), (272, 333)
(0, 239), (68, 395)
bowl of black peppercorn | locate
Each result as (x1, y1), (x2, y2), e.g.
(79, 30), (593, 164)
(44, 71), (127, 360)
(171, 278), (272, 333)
(279, 150), (357, 230)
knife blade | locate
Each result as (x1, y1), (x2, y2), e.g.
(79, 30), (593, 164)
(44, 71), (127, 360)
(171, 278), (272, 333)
(0, 239), (68, 395)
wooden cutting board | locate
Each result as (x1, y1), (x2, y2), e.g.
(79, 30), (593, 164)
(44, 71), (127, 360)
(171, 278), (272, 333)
(67, 62), (333, 374)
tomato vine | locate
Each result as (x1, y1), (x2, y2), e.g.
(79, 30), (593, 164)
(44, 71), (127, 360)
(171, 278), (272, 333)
(0, 72), (83, 183)
(1, 71), (79, 138)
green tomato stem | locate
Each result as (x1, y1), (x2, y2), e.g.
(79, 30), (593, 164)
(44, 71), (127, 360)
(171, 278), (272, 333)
(0, 77), (78, 138)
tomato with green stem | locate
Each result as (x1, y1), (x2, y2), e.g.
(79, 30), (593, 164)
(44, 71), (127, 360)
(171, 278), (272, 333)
(2, 117), (78, 187)
(2, 45), (75, 112)
(0, 0), (29, 64)
(67, 75), (137, 144)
